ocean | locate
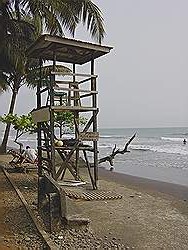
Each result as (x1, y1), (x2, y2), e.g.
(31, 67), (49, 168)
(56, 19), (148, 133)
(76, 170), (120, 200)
(99, 127), (188, 186)
(1, 126), (188, 186)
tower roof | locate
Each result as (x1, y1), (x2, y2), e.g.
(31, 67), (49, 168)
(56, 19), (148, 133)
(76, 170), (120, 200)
(27, 34), (112, 64)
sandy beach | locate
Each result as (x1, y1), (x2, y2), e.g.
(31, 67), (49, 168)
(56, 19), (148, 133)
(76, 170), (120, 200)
(80, 168), (188, 248)
(0, 152), (188, 249)
(99, 167), (188, 201)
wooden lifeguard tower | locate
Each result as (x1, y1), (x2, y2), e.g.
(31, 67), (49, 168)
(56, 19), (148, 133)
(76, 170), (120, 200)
(27, 34), (112, 187)
(27, 35), (112, 229)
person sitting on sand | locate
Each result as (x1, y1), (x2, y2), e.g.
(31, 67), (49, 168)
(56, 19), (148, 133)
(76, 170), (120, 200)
(22, 146), (38, 163)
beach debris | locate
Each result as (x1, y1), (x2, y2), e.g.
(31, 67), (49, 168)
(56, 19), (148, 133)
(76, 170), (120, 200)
(58, 235), (64, 240)
(24, 237), (31, 242)
(98, 133), (136, 166)
(135, 192), (142, 198)
(64, 189), (122, 201)
(129, 193), (142, 198)
(54, 139), (64, 147)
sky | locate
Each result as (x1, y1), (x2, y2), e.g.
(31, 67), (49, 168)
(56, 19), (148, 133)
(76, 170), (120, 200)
(0, 0), (188, 128)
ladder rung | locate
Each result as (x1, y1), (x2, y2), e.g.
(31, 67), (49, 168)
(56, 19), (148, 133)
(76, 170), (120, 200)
(51, 106), (98, 112)
(51, 72), (98, 78)
(54, 96), (79, 100)
(54, 87), (97, 94)
(55, 81), (78, 85)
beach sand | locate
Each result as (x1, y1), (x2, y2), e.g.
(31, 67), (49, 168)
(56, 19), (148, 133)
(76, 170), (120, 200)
(0, 153), (188, 249)
(74, 166), (188, 249)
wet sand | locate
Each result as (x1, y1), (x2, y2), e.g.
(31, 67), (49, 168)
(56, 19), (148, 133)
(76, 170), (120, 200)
(99, 167), (188, 201)
(79, 167), (188, 248)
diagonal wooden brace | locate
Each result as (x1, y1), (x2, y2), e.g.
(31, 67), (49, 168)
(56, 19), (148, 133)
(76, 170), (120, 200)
(55, 141), (79, 179)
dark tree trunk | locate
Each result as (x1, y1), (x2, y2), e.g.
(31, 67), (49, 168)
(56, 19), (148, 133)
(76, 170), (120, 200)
(0, 82), (19, 153)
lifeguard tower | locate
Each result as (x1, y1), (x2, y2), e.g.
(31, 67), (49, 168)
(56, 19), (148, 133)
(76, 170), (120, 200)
(27, 35), (113, 228)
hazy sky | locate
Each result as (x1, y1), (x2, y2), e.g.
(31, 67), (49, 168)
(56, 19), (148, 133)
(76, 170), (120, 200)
(0, 0), (188, 128)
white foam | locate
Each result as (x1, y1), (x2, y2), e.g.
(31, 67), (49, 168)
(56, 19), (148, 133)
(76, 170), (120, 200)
(130, 145), (150, 151)
(100, 135), (112, 138)
(161, 137), (187, 142)
(130, 144), (188, 155)
(151, 146), (188, 155)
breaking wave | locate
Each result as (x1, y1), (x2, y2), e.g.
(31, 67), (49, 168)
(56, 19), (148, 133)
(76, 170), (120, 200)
(161, 137), (187, 142)
(130, 144), (188, 155)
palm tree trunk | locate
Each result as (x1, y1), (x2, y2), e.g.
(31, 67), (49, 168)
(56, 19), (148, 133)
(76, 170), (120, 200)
(0, 84), (19, 153)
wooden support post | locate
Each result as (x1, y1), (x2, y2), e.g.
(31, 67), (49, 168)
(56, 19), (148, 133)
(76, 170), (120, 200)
(59, 96), (63, 138)
(43, 125), (53, 173)
(83, 150), (96, 189)
(73, 63), (79, 179)
(37, 58), (42, 177)
(37, 58), (43, 209)
(91, 60), (98, 189)
(50, 51), (56, 178)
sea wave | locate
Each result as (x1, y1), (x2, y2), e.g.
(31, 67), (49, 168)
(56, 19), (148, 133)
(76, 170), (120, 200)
(98, 143), (113, 149)
(130, 144), (188, 155)
(161, 137), (187, 142)
(169, 132), (188, 136)
(130, 145), (150, 151)
(100, 135), (126, 139)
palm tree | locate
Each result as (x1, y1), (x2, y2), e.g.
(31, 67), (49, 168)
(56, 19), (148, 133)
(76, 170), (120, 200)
(0, 0), (105, 152)
(4, 0), (105, 42)
(0, 0), (37, 152)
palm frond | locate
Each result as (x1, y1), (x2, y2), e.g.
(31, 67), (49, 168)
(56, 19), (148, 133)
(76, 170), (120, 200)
(0, 10), (37, 75)
(0, 71), (10, 93)
(21, 0), (105, 42)
(65, 0), (105, 43)
(81, 0), (105, 43)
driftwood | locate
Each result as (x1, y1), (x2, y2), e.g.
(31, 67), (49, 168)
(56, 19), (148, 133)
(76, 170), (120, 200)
(98, 133), (136, 166)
